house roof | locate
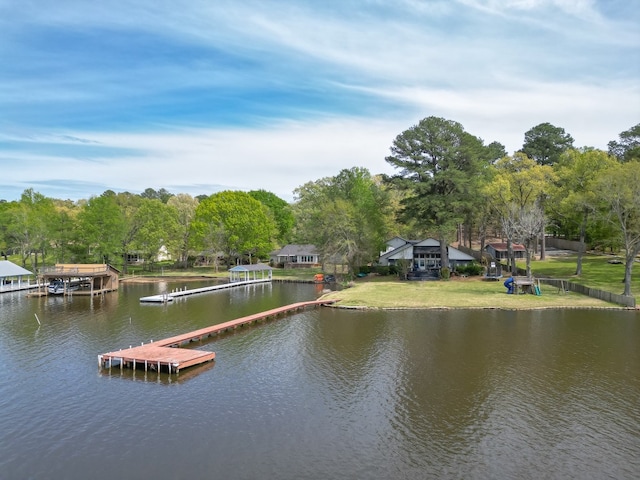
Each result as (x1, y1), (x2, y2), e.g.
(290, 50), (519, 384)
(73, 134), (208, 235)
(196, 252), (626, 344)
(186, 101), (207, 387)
(274, 244), (318, 256)
(414, 238), (441, 247)
(486, 243), (526, 252)
(448, 247), (475, 261)
(379, 242), (414, 261)
(0, 260), (34, 278)
(380, 239), (475, 262)
(229, 263), (273, 272)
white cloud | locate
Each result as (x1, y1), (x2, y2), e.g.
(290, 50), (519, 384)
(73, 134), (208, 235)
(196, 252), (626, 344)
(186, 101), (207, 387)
(3, 118), (406, 201)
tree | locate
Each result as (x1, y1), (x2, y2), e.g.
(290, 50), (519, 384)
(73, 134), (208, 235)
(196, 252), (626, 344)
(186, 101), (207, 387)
(483, 153), (554, 273)
(77, 191), (127, 265)
(608, 123), (640, 163)
(293, 167), (390, 276)
(248, 190), (295, 245)
(49, 199), (81, 264)
(385, 116), (497, 273)
(191, 191), (276, 266)
(521, 122), (574, 165)
(167, 194), (199, 268)
(512, 202), (546, 277)
(1, 189), (57, 268)
(131, 199), (180, 266)
(595, 161), (640, 297)
(550, 148), (617, 275)
(140, 187), (174, 203)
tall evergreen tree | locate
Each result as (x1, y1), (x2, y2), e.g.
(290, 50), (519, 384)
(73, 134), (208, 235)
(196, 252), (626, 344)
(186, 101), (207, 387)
(384, 116), (496, 274)
(521, 122), (574, 165)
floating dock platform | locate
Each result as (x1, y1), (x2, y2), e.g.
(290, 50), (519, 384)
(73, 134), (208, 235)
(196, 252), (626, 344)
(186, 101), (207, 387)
(99, 299), (335, 374)
(139, 278), (270, 303)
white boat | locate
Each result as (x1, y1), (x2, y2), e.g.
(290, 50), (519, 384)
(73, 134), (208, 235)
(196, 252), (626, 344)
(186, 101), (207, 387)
(48, 279), (81, 295)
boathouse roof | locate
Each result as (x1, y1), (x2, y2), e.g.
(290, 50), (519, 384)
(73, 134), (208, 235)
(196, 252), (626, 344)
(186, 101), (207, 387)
(0, 260), (33, 278)
(229, 263), (273, 272)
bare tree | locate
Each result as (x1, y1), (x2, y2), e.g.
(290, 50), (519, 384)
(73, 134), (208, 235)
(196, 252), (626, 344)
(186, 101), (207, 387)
(513, 203), (546, 277)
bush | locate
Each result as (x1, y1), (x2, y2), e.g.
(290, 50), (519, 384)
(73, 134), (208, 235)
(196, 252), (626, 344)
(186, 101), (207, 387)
(375, 266), (390, 276)
(456, 263), (483, 276)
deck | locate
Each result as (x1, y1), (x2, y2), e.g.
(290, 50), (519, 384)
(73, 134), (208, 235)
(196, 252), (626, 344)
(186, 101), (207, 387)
(139, 278), (271, 303)
(99, 299), (336, 373)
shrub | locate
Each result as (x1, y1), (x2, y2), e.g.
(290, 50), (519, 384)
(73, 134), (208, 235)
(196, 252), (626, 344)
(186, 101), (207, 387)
(457, 263), (483, 276)
(375, 266), (390, 276)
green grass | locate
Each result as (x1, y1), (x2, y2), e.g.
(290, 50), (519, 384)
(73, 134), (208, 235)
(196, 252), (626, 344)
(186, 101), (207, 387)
(521, 253), (639, 298)
(320, 277), (626, 309)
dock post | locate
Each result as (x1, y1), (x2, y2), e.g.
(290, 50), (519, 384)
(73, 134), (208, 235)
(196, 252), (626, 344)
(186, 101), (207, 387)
(145, 360), (148, 371)
(98, 355), (102, 367)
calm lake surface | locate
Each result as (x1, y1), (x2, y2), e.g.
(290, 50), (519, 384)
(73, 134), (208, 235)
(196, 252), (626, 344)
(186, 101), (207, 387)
(1, 280), (638, 480)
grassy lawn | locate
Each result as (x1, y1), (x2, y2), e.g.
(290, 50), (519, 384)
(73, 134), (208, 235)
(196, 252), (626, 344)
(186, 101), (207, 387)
(319, 277), (627, 309)
(317, 252), (639, 310)
(518, 253), (640, 298)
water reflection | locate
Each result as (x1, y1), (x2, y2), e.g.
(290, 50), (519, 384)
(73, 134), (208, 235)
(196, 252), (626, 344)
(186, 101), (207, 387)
(0, 283), (638, 480)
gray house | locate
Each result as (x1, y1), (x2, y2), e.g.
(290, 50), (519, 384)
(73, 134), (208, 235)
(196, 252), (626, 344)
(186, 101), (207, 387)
(485, 242), (526, 260)
(378, 237), (475, 278)
(270, 244), (321, 268)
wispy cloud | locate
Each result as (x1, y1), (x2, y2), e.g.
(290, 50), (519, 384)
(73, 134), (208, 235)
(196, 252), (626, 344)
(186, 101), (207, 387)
(0, 0), (638, 201)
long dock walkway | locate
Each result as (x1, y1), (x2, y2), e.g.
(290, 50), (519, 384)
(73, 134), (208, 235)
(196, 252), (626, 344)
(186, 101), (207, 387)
(139, 278), (270, 303)
(99, 299), (335, 374)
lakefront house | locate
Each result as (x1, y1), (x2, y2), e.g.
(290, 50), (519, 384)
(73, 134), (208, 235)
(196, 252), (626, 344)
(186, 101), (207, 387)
(378, 237), (475, 279)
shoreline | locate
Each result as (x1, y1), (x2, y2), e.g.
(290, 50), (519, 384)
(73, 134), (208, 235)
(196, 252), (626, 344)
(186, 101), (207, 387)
(119, 274), (637, 311)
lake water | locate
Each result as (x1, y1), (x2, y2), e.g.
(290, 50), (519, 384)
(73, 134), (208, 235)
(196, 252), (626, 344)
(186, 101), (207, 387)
(1, 280), (638, 480)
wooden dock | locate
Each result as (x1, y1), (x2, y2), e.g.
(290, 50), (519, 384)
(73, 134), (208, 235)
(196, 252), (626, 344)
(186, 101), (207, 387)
(139, 278), (271, 303)
(99, 299), (335, 374)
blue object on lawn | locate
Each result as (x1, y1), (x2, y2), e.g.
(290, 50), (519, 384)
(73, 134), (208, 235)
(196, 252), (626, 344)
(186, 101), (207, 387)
(504, 277), (514, 294)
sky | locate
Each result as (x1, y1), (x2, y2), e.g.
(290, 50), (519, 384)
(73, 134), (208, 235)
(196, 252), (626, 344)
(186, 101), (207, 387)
(1, 0), (638, 202)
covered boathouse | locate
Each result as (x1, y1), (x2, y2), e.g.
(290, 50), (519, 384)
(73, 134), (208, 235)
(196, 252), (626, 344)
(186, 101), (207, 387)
(37, 264), (120, 296)
(0, 260), (35, 292)
(229, 263), (272, 283)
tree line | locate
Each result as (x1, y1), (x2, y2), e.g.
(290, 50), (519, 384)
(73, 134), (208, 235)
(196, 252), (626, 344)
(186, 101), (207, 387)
(1, 120), (638, 294)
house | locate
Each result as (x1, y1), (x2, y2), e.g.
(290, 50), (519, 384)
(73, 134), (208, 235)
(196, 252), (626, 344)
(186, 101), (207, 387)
(270, 244), (321, 268)
(126, 245), (172, 265)
(0, 260), (35, 292)
(485, 242), (526, 260)
(378, 237), (475, 278)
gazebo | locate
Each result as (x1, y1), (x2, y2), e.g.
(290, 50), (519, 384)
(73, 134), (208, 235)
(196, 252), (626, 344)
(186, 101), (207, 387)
(229, 263), (273, 283)
(0, 260), (35, 292)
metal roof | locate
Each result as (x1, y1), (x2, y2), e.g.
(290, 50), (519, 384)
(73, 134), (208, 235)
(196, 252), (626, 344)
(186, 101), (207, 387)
(0, 260), (34, 278)
(229, 263), (273, 272)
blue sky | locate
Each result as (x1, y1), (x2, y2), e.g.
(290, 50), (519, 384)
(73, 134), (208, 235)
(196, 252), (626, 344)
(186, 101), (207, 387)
(1, 0), (638, 202)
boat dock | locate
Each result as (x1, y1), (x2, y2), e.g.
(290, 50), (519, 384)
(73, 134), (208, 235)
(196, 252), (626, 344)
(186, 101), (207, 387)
(139, 278), (270, 303)
(99, 299), (335, 373)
